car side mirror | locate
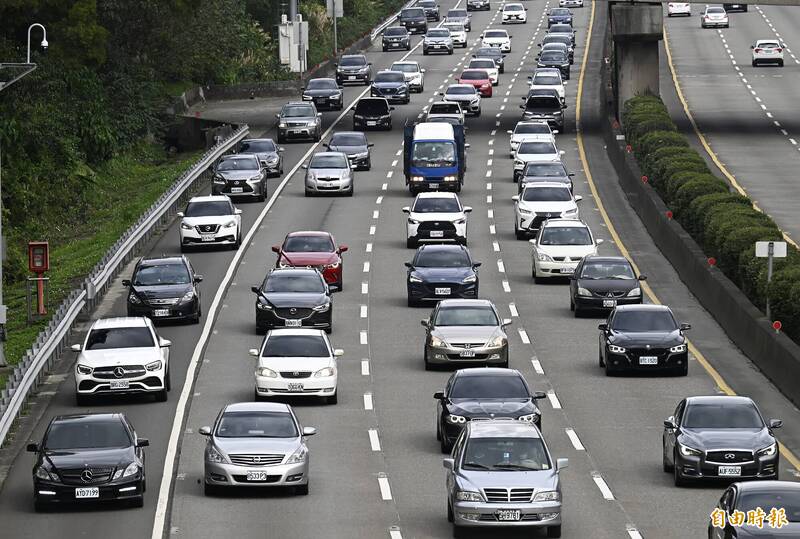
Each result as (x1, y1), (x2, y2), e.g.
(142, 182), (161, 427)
(519, 105), (525, 109)
(368, 143), (375, 148)
(136, 438), (150, 447)
(596, 239), (604, 245)
(638, 275), (647, 281)
(323, 143), (330, 149)
(317, 112), (322, 117)
(275, 114), (280, 119)
(333, 349), (344, 357)
(420, 319), (429, 328)
(26, 442), (39, 452)
(559, 150), (566, 155)
(338, 245), (349, 253)
(598, 323), (608, 331)
(71, 343), (82, 352)
(443, 458), (454, 470)
(271, 245), (281, 254)
(122, 279), (131, 287)
(680, 323), (692, 331)
(402, 206), (411, 214)
(511, 195), (520, 202)
(574, 195), (583, 202)
(463, 206), (472, 213)
(303, 426), (317, 436)
(750, 45), (755, 49)
(434, 391), (445, 400)
(529, 239), (537, 245)
(473, 262), (482, 268)
(464, 143), (470, 148)
(769, 419), (783, 429)
(199, 426), (212, 436)
(532, 391), (547, 400)
(301, 164), (308, 169)
(249, 348), (259, 357)
(421, 68), (426, 73)
(506, 130), (513, 134)
(234, 208), (243, 215)
(556, 458), (569, 470)
(177, 212), (185, 218)
(251, 286), (261, 294)
(159, 338), (172, 348)
(278, 147), (285, 152)
(334, 63), (338, 67)
(194, 275), (203, 283)
(390, 107), (396, 111)
(300, 86), (306, 91)
(568, 172), (575, 177)
(405, 262), (414, 269)
(502, 318), (513, 327)
(664, 417), (677, 429)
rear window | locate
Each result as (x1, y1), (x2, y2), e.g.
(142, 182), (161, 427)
(86, 327), (154, 350)
(533, 74), (561, 86)
(540, 52), (566, 62)
(239, 140), (276, 153)
(450, 374), (528, 398)
(519, 141), (557, 154)
(522, 186), (571, 201)
(402, 8), (425, 17)
(282, 105), (315, 117)
(707, 7), (725, 13)
(758, 42), (780, 48)
(505, 4), (524, 10)
(540, 226), (591, 246)
(526, 96), (561, 109)
(524, 163), (566, 176)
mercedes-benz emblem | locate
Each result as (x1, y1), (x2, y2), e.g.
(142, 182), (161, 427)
(290, 307), (297, 315)
(80, 469), (94, 482)
(606, 292), (614, 298)
(725, 453), (736, 460)
(252, 456), (262, 464)
(113, 366), (125, 378)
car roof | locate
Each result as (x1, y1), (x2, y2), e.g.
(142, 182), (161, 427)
(331, 131), (366, 139)
(266, 328), (327, 337)
(542, 218), (587, 228)
(139, 255), (187, 266)
(447, 84), (476, 91)
(417, 243), (469, 253)
(241, 137), (276, 143)
(583, 254), (631, 263)
(341, 54), (367, 60)
(684, 395), (755, 406)
(733, 481), (800, 494)
(468, 420), (542, 439)
(286, 230), (333, 238)
(613, 304), (672, 313)
(438, 298), (494, 308)
(188, 195), (231, 203)
(220, 154), (257, 160)
(358, 97), (389, 103)
(376, 69), (405, 76)
(416, 191), (459, 199)
(392, 60), (419, 66)
(53, 413), (126, 424)
(224, 401), (292, 413)
(523, 181), (568, 189)
(528, 88), (561, 97)
(90, 317), (151, 329)
(269, 267), (321, 276)
(284, 101), (313, 107)
(311, 151), (347, 158)
(455, 367), (522, 377)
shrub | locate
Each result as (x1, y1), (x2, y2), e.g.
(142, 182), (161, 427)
(672, 177), (729, 216)
(682, 192), (750, 236)
(634, 130), (689, 160)
(641, 146), (694, 177)
(652, 157), (710, 193)
(768, 266), (800, 340)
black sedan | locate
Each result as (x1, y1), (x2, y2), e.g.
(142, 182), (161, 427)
(570, 255), (645, 316)
(238, 138), (284, 177)
(352, 97), (394, 131)
(382, 26), (411, 51)
(418, 0), (441, 20)
(598, 304), (690, 375)
(123, 255), (202, 323)
(548, 23), (576, 45)
(325, 131), (373, 170)
(405, 244), (480, 306)
(28, 413), (148, 511)
(547, 7), (573, 26)
(519, 162), (574, 193)
(434, 368), (546, 452)
(537, 50), (570, 80)
(664, 396), (781, 487)
(301, 78), (344, 111)
(252, 268), (332, 334)
(709, 481), (800, 538)
(370, 70), (411, 104)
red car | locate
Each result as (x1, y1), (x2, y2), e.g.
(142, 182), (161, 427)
(457, 69), (493, 97)
(272, 231), (348, 290)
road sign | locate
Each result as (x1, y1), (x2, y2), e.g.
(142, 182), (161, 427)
(755, 241), (787, 321)
(327, 0), (344, 18)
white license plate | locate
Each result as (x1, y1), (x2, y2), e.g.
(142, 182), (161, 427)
(246, 471), (270, 481)
(435, 287), (451, 295)
(497, 510), (521, 521)
(109, 380), (130, 390)
(639, 356), (658, 365)
(287, 383), (304, 392)
(602, 299), (617, 308)
(718, 466), (741, 476)
(459, 350), (476, 358)
(428, 183), (439, 189)
(285, 319), (302, 327)
(289, 130), (302, 135)
(559, 267), (575, 274)
(367, 121), (377, 126)
(230, 187), (244, 193)
(348, 76), (357, 80)
(430, 230), (444, 238)
(153, 308), (170, 317)
(201, 234), (216, 242)
(75, 487), (99, 499)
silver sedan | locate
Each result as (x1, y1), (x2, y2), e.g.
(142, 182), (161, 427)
(303, 151), (354, 197)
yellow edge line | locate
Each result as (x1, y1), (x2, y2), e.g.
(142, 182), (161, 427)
(663, 28), (797, 249)
(575, 2), (800, 472)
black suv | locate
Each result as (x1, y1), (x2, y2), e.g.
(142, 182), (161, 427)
(520, 88), (566, 132)
(123, 255), (202, 323)
(252, 268), (333, 334)
(335, 54), (372, 85)
(28, 413), (148, 511)
(352, 97), (394, 131)
(418, 0), (441, 20)
(399, 7), (428, 34)
(382, 26), (411, 51)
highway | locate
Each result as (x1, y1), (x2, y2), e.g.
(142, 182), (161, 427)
(1, 1), (800, 539)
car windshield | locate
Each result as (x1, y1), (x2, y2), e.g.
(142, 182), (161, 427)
(384, 28), (407, 36)
(45, 420), (131, 450)
(265, 273), (325, 293)
(551, 8), (570, 15)
(707, 7), (725, 13)
(391, 63), (417, 73)
(522, 187), (571, 201)
(739, 491), (800, 522)
(448, 9), (467, 17)
(262, 335), (329, 357)
(133, 263), (191, 286)
(86, 327), (154, 350)
(283, 235), (334, 252)
(484, 31), (507, 38)
(524, 163), (565, 176)
(310, 155), (348, 168)
(217, 157), (258, 171)
(216, 411), (298, 438)
(519, 141), (557, 154)
(375, 72), (405, 83)
(428, 29), (450, 37)
(682, 402), (763, 429)
(412, 141), (456, 167)
(435, 306), (498, 326)
(402, 8), (425, 17)
(340, 56), (366, 66)
(550, 24), (572, 32)
(544, 35), (570, 45)
(307, 79), (337, 90)
(413, 196), (460, 213)
(447, 86), (476, 95)
(540, 226), (591, 245)
(419, 0), (436, 6)
(239, 140), (276, 153)
(611, 310), (677, 332)
(460, 70), (488, 81)
(185, 200), (232, 217)
(580, 261), (635, 279)
(444, 24), (464, 32)
(470, 60), (495, 69)
(526, 96), (562, 109)
(505, 4), (523, 10)
(463, 437), (550, 471)
(476, 49), (501, 58)
(450, 375), (528, 399)
(355, 100), (388, 115)
(533, 75), (561, 85)
(330, 133), (366, 146)
(541, 52), (566, 62)
(415, 249), (471, 268)
(283, 105), (315, 118)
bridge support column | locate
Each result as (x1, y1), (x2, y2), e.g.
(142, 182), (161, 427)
(611, 4), (663, 121)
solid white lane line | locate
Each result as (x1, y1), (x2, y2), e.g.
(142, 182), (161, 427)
(378, 475), (393, 500)
(518, 328), (530, 344)
(361, 305), (368, 318)
(565, 428), (586, 451)
(547, 390), (562, 409)
(366, 242), (373, 253)
(373, 210), (380, 219)
(497, 259), (505, 273)
(502, 280), (511, 292)
(364, 392), (374, 410)
(592, 474), (615, 500)
(363, 261), (370, 272)
(531, 358), (544, 374)
(360, 331), (368, 345)
(368, 429), (381, 451)
(361, 359), (370, 376)
(362, 282), (368, 294)
(493, 241), (500, 252)
(509, 303), (518, 317)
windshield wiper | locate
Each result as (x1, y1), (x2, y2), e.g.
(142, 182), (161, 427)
(492, 463), (540, 471)
(463, 461), (491, 470)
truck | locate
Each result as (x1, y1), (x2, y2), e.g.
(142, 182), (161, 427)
(403, 122), (467, 195)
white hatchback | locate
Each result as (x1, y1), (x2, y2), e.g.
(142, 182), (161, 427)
(529, 218), (603, 281)
(502, 3), (528, 24)
(512, 183), (582, 238)
(751, 39), (784, 67)
(403, 192), (472, 248)
(178, 195), (242, 251)
(667, 2), (691, 16)
(528, 69), (566, 103)
(701, 6), (728, 28)
(391, 61), (426, 92)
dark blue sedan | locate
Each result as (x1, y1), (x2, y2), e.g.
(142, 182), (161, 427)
(405, 244), (480, 307)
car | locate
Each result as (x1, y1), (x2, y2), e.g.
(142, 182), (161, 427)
(406, 244), (480, 306)
(238, 138), (284, 177)
(569, 255), (645, 316)
(302, 151), (354, 197)
(426, 101), (465, 125)
(211, 154), (267, 199)
(370, 70), (411, 104)
(560, 0), (583, 7)
(423, 28), (454, 55)
(252, 267), (333, 334)
(444, 419), (567, 538)
(422, 299), (511, 372)
(481, 29), (512, 52)
(441, 84), (482, 116)
(466, 0), (490, 11)
(404, 192), (472, 248)
(275, 102), (322, 142)
(701, 6), (729, 27)
(467, 58), (499, 85)
(199, 402), (316, 495)
(71, 317), (171, 405)
(529, 219), (602, 281)
(537, 50), (570, 79)
(502, 3), (527, 24)
(399, 6), (428, 33)
(391, 60), (426, 92)
(547, 7), (573, 26)
(382, 26), (411, 51)
(708, 481), (800, 538)
(325, 131), (373, 170)
(508, 121), (555, 156)
(540, 34), (574, 63)
(722, 2), (748, 11)
(301, 78), (344, 111)
(434, 367), (545, 452)
(272, 231), (349, 290)
(418, 0), (441, 21)
(335, 54), (372, 85)
(457, 69), (493, 97)
(667, 2), (691, 16)
(512, 140), (565, 182)
(512, 183), (581, 238)
(529, 68), (566, 103)
(521, 88), (566, 132)
(250, 329), (342, 403)
(519, 161), (574, 193)
(352, 97), (394, 130)
(28, 413), (148, 510)
(123, 255), (202, 323)
(539, 42), (573, 65)
(442, 22), (468, 47)
(663, 396), (781, 486)
(178, 195), (243, 250)
(446, 8), (472, 31)
(548, 23), (576, 46)
(752, 39), (784, 67)
(474, 47), (505, 73)
(598, 304), (690, 376)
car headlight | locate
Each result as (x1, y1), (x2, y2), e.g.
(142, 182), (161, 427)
(448, 415), (467, 425)
(462, 274), (477, 284)
(669, 344), (687, 354)
(128, 293), (142, 305)
(678, 443), (702, 457)
(279, 122), (287, 128)
(486, 335), (506, 348)
(359, 66), (370, 73)
(314, 367), (336, 378)
(518, 413), (539, 423)
(256, 301), (273, 310)
(206, 444), (227, 464)
(577, 287), (592, 297)
(307, 172), (316, 181)
(257, 366), (278, 378)
(266, 156), (279, 164)
(443, 175), (457, 182)
(409, 274), (423, 283)
(411, 176), (424, 182)
(514, 160), (525, 169)
(35, 465), (58, 481)
(113, 462), (140, 480)
(564, 208), (578, 215)
(181, 290), (195, 303)
(430, 336), (447, 348)
(286, 445), (308, 464)
(608, 344), (626, 354)
(456, 490), (482, 501)
(533, 490), (560, 502)
(627, 287), (641, 297)
(756, 442), (777, 457)
(313, 302), (331, 313)
(77, 364), (93, 375)
(518, 207), (532, 215)
(213, 175), (225, 183)
(325, 261), (340, 269)
(537, 252), (553, 262)
(222, 220), (236, 228)
(180, 222), (193, 230)
(145, 360), (163, 371)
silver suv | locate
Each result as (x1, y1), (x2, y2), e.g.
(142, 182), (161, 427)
(276, 102), (322, 143)
(444, 419), (567, 537)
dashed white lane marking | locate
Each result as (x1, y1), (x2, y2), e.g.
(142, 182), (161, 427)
(382, 183), (388, 190)
(387, 171), (393, 178)
(360, 331), (368, 345)
(361, 359), (370, 376)
(362, 282), (368, 294)
(760, 104), (767, 110)
(360, 305), (368, 318)
(391, 160), (397, 167)
(790, 139), (798, 146)
(518, 328), (530, 344)
(502, 280), (511, 292)
(488, 209), (494, 219)
(493, 241), (500, 252)
(487, 158), (493, 166)
(497, 259), (505, 273)
(486, 170), (493, 178)
(489, 224), (497, 234)
(509, 303), (518, 317)
(592, 474), (615, 500)
(486, 195), (492, 203)
(627, 528), (644, 539)
(389, 529), (403, 539)
(376, 196), (383, 204)
(547, 390), (562, 409)
(531, 358), (544, 374)
(368, 429), (381, 451)
(488, 139), (494, 145)
(565, 428), (586, 451)
(766, 112), (773, 118)
(395, 149), (402, 156)
(489, 149), (494, 156)
(366, 243), (373, 253)
(428, 97), (434, 103)
(781, 129), (789, 136)
(369, 225), (376, 235)
(364, 392), (374, 410)
(378, 475), (393, 500)
(490, 129), (497, 136)
(486, 181), (492, 189)
(363, 261), (370, 272)
(373, 210), (380, 219)
(775, 121), (781, 127)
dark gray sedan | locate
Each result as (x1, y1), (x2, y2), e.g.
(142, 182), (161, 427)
(301, 78), (344, 111)
(325, 131), (373, 170)
(238, 138), (284, 177)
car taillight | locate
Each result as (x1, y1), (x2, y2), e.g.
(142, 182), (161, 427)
(754, 48), (762, 53)
(776, 48), (783, 52)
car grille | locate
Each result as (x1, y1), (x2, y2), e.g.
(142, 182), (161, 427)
(280, 371), (312, 379)
(286, 121), (308, 127)
(418, 221), (457, 234)
(92, 365), (147, 379)
(229, 454), (285, 466)
(592, 290), (628, 298)
(448, 342), (486, 349)
(551, 256), (581, 262)
(60, 467), (114, 485)
(706, 450), (754, 464)
(275, 307), (314, 320)
(224, 180), (254, 193)
(483, 488), (535, 503)
(269, 387), (333, 393)
(147, 297), (180, 306)
(196, 224), (220, 234)
(376, 87), (398, 94)
(529, 212), (561, 230)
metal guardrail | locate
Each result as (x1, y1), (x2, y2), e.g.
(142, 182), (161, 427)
(370, 0), (418, 40)
(0, 124), (249, 449)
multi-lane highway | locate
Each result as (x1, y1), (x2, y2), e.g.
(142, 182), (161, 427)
(2, 1), (800, 538)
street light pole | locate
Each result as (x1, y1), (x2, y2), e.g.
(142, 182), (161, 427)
(26, 24), (48, 64)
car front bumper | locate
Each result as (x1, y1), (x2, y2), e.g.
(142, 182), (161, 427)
(453, 499), (562, 528)
(303, 94), (343, 110)
(424, 43), (453, 53)
(353, 116), (391, 130)
(34, 476), (144, 505)
(674, 453), (778, 482)
(306, 176), (353, 194)
(205, 460), (309, 488)
(574, 294), (642, 311)
(371, 89), (410, 103)
(76, 370), (166, 395)
(502, 14), (527, 23)
(407, 221), (467, 243)
(337, 72), (370, 84)
(255, 307), (332, 332)
(605, 348), (688, 372)
(401, 21), (428, 33)
(534, 259), (579, 278)
(383, 39), (411, 49)
(278, 125), (318, 140)
(426, 343), (507, 365)
(212, 179), (263, 198)
(408, 281), (478, 302)
(255, 374), (337, 398)
(127, 299), (199, 321)
(180, 227), (238, 246)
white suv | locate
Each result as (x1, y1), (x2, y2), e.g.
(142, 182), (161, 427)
(751, 39), (784, 67)
(512, 183), (582, 239)
(502, 3), (528, 23)
(72, 317), (171, 405)
(178, 195), (243, 251)
(391, 61), (426, 92)
(529, 219), (603, 282)
(403, 192), (472, 248)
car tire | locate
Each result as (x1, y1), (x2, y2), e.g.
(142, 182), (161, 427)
(569, 298), (575, 312)
(34, 499), (49, 513)
(305, 189), (313, 197)
(165, 366), (171, 391)
(779, 59), (784, 67)
(677, 363), (689, 376)
(441, 435), (452, 454)
(423, 50), (429, 55)
(257, 183), (266, 202)
(327, 392), (338, 405)
(752, 60), (757, 67)
(515, 222), (525, 240)
(408, 296), (419, 308)
(76, 393), (91, 407)
(253, 388), (262, 402)
(256, 325), (266, 335)
(547, 526), (562, 538)
(452, 524), (465, 538)
(346, 185), (354, 197)
(448, 49), (453, 55)
(436, 420), (442, 441)
(296, 482), (309, 495)
(314, 129), (321, 142)
(407, 237), (417, 249)
(324, 326), (332, 335)
(204, 482), (218, 496)
(475, 108), (481, 117)
(366, 158), (372, 170)
(598, 349), (604, 367)
(277, 134), (285, 144)
(663, 444), (674, 472)
(424, 348), (434, 371)
(674, 455), (688, 487)
(447, 500), (454, 522)
(155, 387), (168, 402)
(534, 275), (544, 284)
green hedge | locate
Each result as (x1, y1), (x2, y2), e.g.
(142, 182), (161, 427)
(623, 94), (800, 343)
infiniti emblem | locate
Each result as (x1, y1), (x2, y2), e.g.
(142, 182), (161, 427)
(80, 469), (93, 483)
(113, 367), (125, 378)
(725, 453), (736, 460)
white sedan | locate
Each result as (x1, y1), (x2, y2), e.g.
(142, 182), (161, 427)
(513, 140), (564, 181)
(512, 183), (582, 239)
(502, 3), (528, 24)
(667, 2), (691, 16)
(700, 6), (728, 28)
(559, 0), (583, 7)
(528, 68), (566, 103)
(508, 121), (555, 156)
(403, 192), (472, 247)
(178, 195), (242, 251)
(751, 39), (784, 67)
(481, 29), (512, 52)
(442, 22), (468, 47)
(529, 218), (603, 282)
(468, 58), (499, 85)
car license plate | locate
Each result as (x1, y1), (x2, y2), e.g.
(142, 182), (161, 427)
(109, 380), (130, 390)
(287, 383), (304, 392)
(289, 130), (301, 135)
(246, 471), (270, 481)
(348, 76), (356, 80)
(367, 121), (377, 126)
(430, 230), (444, 238)
(602, 299), (617, 308)
(435, 287), (451, 295)
(285, 319), (302, 327)
(428, 183), (439, 189)
(153, 308), (170, 317)
(201, 234), (215, 242)
(75, 487), (99, 499)
(230, 187), (244, 193)
(559, 267), (575, 274)
(459, 349), (476, 358)
(718, 466), (741, 476)
(639, 356), (658, 365)
(497, 510), (521, 521)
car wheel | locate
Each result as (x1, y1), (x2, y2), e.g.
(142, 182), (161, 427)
(366, 158), (372, 170)
(424, 348), (434, 371)
(598, 348), (604, 367)
(34, 499), (49, 512)
(452, 523), (466, 538)
(407, 237), (417, 249)
(257, 182), (266, 202)
(448, 50), (453, 55)
(327, 392), (338, 405)
(604, 361), (613, 376)
(677, 363), (689, 376)
(515, 221), (525, 240)
(253, 388), (261, 402)
(441, 435), (452, 454)
(314, 129), (321, 142)
(663, 443), (674, 472)
(346, 185), (354, 197)
(256, 325), (266, 335)
(305, 189), (313, 197)
(408, 296), (419, 308)
(324, 326), (332, 335)
(296, 482), (309, 495)
(436, 420), (442, 441)
(76, 393), (91, 407)
(547, 526), (562, 538)
(569, 298), (575, 312)
(277, 134), (285, 144)
(779, 59), (784, 67)
(155, 387), (168, 402)
(534, 274), (544, 284)
(447, 500), (454, 522)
